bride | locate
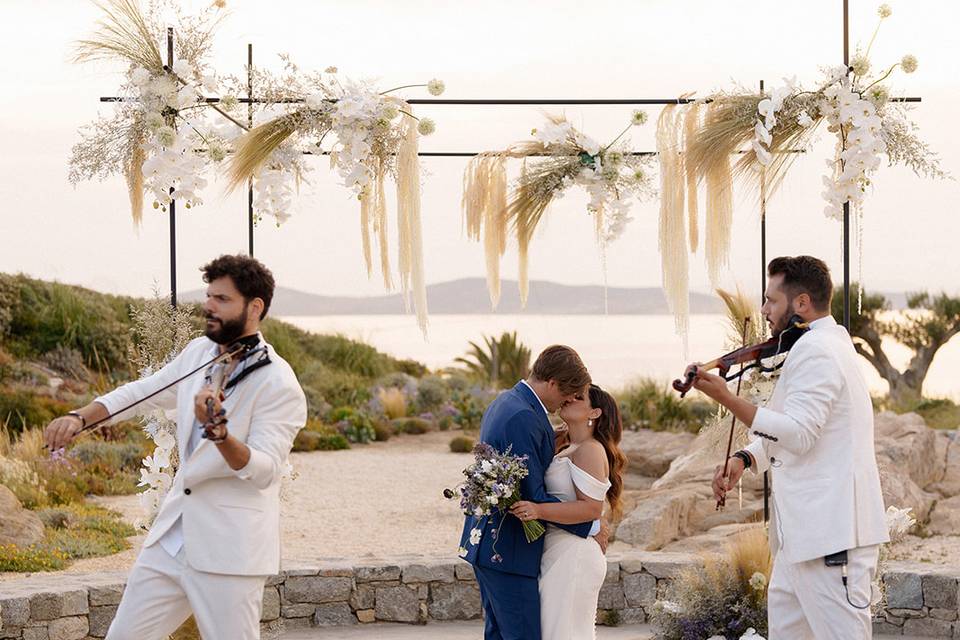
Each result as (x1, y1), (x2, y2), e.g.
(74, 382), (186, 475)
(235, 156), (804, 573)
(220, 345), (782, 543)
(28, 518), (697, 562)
(511, 384), (627, 640)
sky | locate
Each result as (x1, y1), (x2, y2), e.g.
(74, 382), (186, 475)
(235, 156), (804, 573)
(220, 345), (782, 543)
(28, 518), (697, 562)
(1, 0), (958, 303)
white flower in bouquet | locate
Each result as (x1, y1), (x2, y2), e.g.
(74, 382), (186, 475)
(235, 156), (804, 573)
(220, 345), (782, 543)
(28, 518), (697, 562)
(177, 85), (201, 109)
(427, 78), (445, 96)
(797, 110), (814, 127)
(156, 125), (176, 147)
(900, 54), (918, 73)
(202, 73), (218, 93)
(381, 104), (400, 120)
(631, 109), (648, 126)
(469, 528), (482, 545)
(740, 629), (765, 640)
(878, 3), (892, 18)
(575, 132), (601, 156)
(866, 85), (890, 107)
(417, 117), (436, 136)
(749, 571), (767, 591)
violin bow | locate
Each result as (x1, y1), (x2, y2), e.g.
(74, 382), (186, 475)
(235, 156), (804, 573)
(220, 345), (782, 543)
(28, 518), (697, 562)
(717, 317), (751, 511)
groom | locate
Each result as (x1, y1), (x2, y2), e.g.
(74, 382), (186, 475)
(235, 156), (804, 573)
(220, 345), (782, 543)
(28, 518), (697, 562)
(458, 345), (608, 640)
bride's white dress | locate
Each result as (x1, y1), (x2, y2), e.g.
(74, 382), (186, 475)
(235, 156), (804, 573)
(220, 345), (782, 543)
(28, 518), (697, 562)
(539, 455), (611, 640)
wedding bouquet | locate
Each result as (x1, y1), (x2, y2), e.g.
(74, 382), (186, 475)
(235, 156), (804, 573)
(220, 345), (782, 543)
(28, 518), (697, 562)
(445, 442), (546, 544)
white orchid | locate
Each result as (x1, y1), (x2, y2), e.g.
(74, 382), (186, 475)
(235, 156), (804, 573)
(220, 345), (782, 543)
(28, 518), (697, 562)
(533, 121), (573, 147)
(130, 67), (151, 87)
(797, 110), (814, 127)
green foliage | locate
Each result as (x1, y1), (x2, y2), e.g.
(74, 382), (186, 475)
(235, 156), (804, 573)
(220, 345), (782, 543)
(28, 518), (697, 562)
(616, 379), (715, 433)
(329, 407), (376, 444)
(0, 503), (133, 572)
(0, 273), (134, 373)
(0, 388), (72, 433)
(372, 419), (393, 442)
(415, 376), (450, 414)
(882, 396), (960, 430)
(394, 417), (433, 435)
(449, 435), (476, 453)
(450, 391), (489, 432)
(834, 284), (960, 404)
(455, 332), (531, 389)
(300, 362), (372, 410)
(292, 426), (350, 452)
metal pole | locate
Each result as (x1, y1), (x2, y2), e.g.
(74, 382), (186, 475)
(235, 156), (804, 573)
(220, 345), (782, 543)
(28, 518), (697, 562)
(247, 43), (254, 257)
(842, 0), (851, 329)
(759, 79), (770, 525)
(167, 27), (177, 308)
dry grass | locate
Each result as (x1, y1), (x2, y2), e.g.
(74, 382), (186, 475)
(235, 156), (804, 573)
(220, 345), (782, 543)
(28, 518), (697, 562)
(377, 387), (408, 420)
(73, 0), (163, 72)
(226, 112), (311, 192)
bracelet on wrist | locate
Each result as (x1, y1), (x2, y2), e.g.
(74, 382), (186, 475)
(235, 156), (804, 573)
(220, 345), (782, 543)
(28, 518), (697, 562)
(732, 450), (752, 469)
(66, 411), (86, 429)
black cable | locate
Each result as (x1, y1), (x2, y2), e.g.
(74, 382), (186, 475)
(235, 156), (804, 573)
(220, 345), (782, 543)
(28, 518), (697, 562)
(842, 567), (872, 610)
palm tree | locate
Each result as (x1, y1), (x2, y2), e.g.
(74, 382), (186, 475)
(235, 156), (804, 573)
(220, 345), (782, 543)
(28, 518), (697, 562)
(455, 331), (531, 389)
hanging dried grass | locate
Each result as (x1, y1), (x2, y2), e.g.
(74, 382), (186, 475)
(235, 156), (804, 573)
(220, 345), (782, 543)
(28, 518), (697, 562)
(359, 186), (373, 277)
(73, 0), (164, 72)
(372, 169), (392, 290)
(125, 116), (147, 227)
(462, 154), (508, 308)
(704, 117), (734, 289)
(657, 105), (690, 348)
(397, 108), (429, 337)
(682, 103), (701, 253)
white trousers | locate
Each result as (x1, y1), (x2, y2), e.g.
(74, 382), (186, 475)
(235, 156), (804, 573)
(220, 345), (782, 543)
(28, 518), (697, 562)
(768, 544), (879, 640)
(106, 543), (266, 640)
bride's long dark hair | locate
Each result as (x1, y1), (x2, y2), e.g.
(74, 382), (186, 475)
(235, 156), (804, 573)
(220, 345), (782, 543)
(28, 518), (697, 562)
(588, 384), (628, 522)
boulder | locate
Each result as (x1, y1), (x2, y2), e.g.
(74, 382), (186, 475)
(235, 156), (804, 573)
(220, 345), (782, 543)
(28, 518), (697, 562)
(0, 484), (44, 547)
(874, 412), (946, 521)
(620, 429), (696, 478)
(927, 495), (960, 536)
(615, 487), (700, 549)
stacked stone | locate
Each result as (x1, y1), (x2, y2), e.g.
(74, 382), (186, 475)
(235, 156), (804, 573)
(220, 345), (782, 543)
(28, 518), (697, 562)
(874, 567), (960, 638)
(596, 552), (696, 625)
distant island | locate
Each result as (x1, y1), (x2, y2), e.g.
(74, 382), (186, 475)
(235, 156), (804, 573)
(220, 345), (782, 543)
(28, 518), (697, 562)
(183, 278), (728, 315)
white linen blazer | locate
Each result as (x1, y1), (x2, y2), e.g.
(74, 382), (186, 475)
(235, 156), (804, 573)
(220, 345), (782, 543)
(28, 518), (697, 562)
(744, 315), (889, 564)
(96, 334), (306, 575)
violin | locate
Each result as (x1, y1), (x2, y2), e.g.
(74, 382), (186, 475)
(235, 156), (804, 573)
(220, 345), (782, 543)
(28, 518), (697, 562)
(672, 315), (809, 398)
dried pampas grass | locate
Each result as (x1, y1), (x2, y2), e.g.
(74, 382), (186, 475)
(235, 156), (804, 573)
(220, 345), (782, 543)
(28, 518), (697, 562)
(396, 107), (429, 337)
(462, 154), (508, 308)
(657, 105), (690, 349)
(226, 111), (314, 192)
(74, 0), (164, 72)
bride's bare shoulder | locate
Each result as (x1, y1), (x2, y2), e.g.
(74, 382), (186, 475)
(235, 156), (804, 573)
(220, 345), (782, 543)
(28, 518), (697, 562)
(570, 440), (607, 480)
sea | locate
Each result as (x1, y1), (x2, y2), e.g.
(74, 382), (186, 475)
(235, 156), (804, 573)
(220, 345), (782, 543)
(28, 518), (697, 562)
(280, 314), (960, 399)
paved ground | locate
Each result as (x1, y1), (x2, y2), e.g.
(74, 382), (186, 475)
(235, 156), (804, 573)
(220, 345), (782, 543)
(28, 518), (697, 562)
(282, 621), (925, 639)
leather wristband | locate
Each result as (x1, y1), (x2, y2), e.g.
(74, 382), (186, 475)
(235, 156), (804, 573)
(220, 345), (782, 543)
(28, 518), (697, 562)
(732, 450), (752, 469)
(66, 411), (87, 429)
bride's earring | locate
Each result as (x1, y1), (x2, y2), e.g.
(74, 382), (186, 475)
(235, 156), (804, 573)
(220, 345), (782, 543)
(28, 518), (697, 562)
(587, 419), (594, 428)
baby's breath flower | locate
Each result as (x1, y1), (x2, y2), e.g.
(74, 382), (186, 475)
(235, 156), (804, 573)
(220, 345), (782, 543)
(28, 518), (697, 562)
(219, 94), (238, 111)
(631, 109), (649, 126)
(867, 85), (890, 107)
(901, 54), (918, 73)
(878, 3), (892, 18)
(145, 111), (165, 130)
(156, 125), (176, 147)
(850, 53), (871, 77)
(427, 79), (445, 96)
(417, 117), (436, 136)
(381, 104), (399, 120)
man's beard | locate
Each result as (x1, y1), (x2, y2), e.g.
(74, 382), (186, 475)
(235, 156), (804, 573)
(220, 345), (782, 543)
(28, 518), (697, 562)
(769, 301), (797, 338)
(205, 306), (250, 345)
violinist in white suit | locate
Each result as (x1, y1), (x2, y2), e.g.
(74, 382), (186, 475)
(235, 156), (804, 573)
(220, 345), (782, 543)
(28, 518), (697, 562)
(45, 255), (306, 640)
(686, 255), (888, 639)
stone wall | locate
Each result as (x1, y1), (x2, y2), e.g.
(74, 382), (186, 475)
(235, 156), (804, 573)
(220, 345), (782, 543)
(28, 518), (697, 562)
(2, 555), (959, 639)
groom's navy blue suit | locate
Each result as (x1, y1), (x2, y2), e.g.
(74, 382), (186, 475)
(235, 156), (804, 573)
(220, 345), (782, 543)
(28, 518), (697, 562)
(458, 381), (594, 640)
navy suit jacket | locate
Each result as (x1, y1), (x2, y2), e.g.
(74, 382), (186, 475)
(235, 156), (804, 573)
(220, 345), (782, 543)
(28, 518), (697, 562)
(458, 381), (593, 577)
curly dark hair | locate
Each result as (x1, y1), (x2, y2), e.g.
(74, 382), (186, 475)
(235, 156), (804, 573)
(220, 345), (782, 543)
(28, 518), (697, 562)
(200, 254), (275, 320)
(768, 255), (833, 311)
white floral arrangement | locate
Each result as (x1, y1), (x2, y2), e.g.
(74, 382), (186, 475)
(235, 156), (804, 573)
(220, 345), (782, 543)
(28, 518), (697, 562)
(462, 112), (655, 308)
(69, 0), (235, 225)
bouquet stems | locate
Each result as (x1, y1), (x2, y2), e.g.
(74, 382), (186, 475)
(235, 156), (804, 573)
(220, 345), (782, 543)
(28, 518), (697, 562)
(521, 519), (546, 543)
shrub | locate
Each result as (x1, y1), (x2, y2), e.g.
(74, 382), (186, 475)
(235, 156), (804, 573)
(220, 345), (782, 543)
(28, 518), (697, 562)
(0, 388), (73, 434)
(450, 391), (490, 432)
(616, 379), (715, 433)
(329, 407), (376, 444)
(650, 527), (769, 639)
(395, 417), (433, 435)
(293, 421), (351, 452)
(300, 363), (371, 409)
(449, 435), (475, 453)
(372, 419), (393, 442)
(415, 376), (449, 414)
(0, 543), (69, 572)
(907, 397), (960, 430)
(377, 387), (408, 419)
(41, 345), (90, 381)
